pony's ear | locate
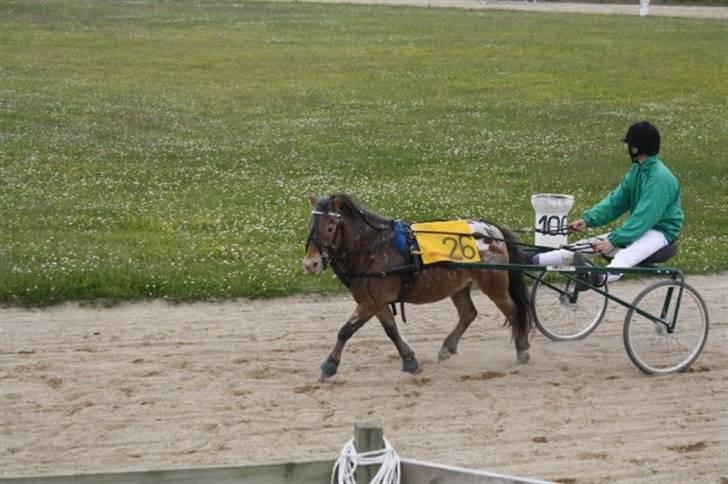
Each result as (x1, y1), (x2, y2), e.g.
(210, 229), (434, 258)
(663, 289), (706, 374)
(331, 193), (355, 216)
(308, 194), (317, 207)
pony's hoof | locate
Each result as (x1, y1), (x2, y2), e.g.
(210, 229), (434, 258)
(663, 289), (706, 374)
(437, 346), (455, 362)
(402, 357), (421, 374)
(320, 359), (338, 378)
(517, 351), (530, 365)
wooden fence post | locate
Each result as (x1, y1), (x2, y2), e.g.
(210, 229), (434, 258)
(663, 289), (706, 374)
(354, 420), (384, 483)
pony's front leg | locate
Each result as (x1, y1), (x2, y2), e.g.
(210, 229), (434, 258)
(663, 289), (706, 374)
(320, 304), (376, 380)
(376, 307), (420, 374)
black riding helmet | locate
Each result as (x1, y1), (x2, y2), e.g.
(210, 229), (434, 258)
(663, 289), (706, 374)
(623, 121), (660, 156)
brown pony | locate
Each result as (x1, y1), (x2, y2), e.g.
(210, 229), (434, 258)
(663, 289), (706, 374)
(303, 193), (532, 380)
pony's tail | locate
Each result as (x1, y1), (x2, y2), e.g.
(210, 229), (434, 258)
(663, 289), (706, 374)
(499, 226), (533, 338)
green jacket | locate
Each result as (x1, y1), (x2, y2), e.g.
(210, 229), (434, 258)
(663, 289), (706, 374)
(583, 155), (683, 248)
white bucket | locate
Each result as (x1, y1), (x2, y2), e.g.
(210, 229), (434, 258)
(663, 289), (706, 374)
(639, 0), (650, 16)
(531, 193), (574, 248)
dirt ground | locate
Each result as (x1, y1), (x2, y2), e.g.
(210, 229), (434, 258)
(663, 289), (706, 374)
(0, 273), (726, 483)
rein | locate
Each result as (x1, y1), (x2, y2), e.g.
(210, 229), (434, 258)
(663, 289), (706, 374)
(391, 227), (582, 254)
(510, 227), (600, 253)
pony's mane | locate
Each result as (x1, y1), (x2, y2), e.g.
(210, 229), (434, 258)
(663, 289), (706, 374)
(328, 193), (392, 230)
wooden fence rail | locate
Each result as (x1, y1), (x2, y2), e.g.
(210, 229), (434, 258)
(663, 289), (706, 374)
(2, 422), (551, 484)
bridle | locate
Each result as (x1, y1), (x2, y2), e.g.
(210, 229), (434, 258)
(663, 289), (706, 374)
(305, 209), (344, 269)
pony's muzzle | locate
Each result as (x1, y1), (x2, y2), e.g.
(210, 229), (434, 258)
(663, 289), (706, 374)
(303, 253), (324, 274)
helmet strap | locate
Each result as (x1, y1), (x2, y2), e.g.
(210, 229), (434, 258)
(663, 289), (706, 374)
(627, 144), (641, 163)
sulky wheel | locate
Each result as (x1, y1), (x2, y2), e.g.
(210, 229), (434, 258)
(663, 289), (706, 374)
(623, 280), (709, 374)
(531, 270), (608, 341)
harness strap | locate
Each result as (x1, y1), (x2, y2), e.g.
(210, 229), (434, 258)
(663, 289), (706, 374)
(390, 301), (407, 324)
(338, 264), (419, 280)
(329, 259), (352, 288)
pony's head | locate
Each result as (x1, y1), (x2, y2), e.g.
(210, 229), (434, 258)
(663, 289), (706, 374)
(303, 193), (392, 274)
(303, 194), (345, 274)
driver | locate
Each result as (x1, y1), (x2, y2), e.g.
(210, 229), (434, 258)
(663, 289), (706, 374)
(533, 121), (684, 287)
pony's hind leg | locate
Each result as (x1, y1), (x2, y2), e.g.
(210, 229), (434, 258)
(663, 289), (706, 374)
(439, 285), (478, 362)
(497, 297), (531, 364)
(376, 307), (420, 374)
(477, 271), (532, 364)
(321, 303), (377, 380)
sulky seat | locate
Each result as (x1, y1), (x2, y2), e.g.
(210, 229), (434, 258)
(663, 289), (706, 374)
(639, 241), (679, 266)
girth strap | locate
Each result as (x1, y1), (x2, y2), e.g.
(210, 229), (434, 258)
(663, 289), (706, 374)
(390, 301), (408, 324)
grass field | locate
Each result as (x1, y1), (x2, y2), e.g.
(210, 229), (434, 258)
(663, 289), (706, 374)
(1, 0), (726, 305)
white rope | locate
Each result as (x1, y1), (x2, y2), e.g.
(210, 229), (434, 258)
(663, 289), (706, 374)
(331, 437), (401, 484)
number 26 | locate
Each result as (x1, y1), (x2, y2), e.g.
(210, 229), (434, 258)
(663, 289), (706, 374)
(443, 236), (477, 260)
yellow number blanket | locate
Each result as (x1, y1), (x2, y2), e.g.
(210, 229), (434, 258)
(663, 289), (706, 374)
(411, 220), (482, 265)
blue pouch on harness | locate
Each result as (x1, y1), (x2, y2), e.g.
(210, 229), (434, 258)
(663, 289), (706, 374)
(392, 221), (411, 257)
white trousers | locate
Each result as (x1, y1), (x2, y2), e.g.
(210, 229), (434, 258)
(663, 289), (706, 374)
(537, 229), (669, 282)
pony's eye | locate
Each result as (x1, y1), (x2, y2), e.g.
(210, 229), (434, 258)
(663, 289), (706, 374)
(327, 226), (334, 233)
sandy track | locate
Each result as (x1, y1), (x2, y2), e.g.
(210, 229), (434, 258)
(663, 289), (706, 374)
(299, 0), (728, 19)
(1, 273), (726, 482)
